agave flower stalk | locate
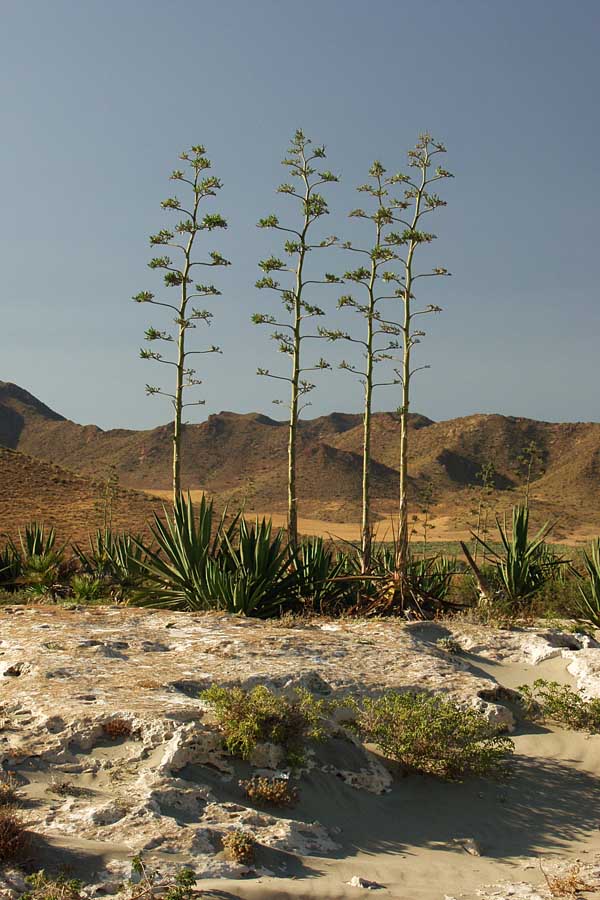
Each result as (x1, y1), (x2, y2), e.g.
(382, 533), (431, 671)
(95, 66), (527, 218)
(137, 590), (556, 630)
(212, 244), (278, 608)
(133, 145), (230, 501)
(252, 129), (341, 550)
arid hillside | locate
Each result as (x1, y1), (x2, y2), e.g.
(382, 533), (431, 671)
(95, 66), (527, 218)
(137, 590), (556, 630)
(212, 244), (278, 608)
(1, 380), (600, 541)
(0, 445), (164, 545)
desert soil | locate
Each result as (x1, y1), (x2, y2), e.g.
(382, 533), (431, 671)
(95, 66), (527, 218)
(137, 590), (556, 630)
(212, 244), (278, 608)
(1, 608), (600, 900)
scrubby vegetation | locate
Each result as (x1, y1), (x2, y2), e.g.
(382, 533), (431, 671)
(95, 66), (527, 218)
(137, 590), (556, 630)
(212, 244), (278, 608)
(1, 491), (600, 626)
(0, 774), (19, 807)
(221, 829), (256, 865)
(240, 775), (299, 808)
(518, 679), (600, 734)
(201, 683), (329, 767)
(0, 806), (29, 862)
(21, 871), (85, 900)
(352, 691), (514, 779)
(102, 717), (134, 740)
(19, 863), (198, 900)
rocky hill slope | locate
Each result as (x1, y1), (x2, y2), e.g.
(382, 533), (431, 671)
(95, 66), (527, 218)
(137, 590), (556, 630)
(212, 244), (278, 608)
(1, 380), (600, 538)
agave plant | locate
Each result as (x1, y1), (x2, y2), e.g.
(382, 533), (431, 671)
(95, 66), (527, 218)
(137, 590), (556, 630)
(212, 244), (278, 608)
(204, 517), (296, 616)
(576, 539), (600, 628)
(474, 505), (560, 605)
(74, 528), (147, 596)
(290, 538), (354, 614)
(14, 522), (68, 597)
(359, 536), (457, 618)
(19, 522), (58, 558)
(133, 495), (299, 616)
(132, 493), (238, 611)
(0, 540), (22, 590)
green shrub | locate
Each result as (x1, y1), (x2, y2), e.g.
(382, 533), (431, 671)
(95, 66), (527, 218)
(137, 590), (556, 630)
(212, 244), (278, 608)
(21, 871), (84, 900)
(436, 636), (462, 654)
(200, 684), (329, 766)
(222, 829), (255, 865)
(518, 679), (600, 733)
(129, 856), (196, 900)
(70, 574), (104, 603)
(240, 775), (299, 807)
(353, 691), (514, 779)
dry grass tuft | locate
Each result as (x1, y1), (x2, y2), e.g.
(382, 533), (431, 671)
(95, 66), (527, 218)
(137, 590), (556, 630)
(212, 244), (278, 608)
(102, 717), (133, 740)
(543, 863), (595, 898)
(222, 829), (255, 865)
(0, 807), (29, 861)
(46, 779), (91, 798)
(240, 775), (299, 807)
(0, 774), (19, 807)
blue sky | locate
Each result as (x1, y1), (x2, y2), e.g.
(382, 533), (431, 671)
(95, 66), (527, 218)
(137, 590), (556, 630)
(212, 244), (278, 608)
(1, 0), (598, 429)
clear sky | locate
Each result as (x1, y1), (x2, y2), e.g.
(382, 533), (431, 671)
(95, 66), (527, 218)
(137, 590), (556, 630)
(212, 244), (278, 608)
(1, 0), (598, 429)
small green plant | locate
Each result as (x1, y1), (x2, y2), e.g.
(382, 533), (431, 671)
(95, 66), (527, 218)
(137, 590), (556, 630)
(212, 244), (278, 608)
(518, 679), (600, 733)
(240, 775), (299, 807)
(353, 691), (514, 779)
(436, 636), (462, 654)
(129, 856), (196, 899)
(0, 807), (29, 861)
(21, 871), (84, 900)
(222, 829), (255, 865)
(128, 855), (196, 899)
(200, 684), (329, 766)
(70, 574), (104, 603)
(0, 774), (18, 807)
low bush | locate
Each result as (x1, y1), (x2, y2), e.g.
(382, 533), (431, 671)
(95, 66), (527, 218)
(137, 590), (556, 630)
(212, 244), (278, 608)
(353, 691), (514, 779)
(0, 774), (19, 807)
(0, 807), (29, 861)
(436, 636), (462, 654)
(102, 718), (133, 740)
(240, 775), (299, 807)
(518, 679), (600, 733)
(70, 574), (104, 603)
(222, 829), (255, 865)
(21, 871), (84, 900)
(200, 684), (329, 766)
(129, 856), (196, 900)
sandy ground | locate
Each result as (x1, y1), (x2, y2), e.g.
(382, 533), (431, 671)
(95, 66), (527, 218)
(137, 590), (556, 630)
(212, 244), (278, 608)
(1, 610), (600, 899)
(144, 489), (596, 547)
(194, 656), (600, 900)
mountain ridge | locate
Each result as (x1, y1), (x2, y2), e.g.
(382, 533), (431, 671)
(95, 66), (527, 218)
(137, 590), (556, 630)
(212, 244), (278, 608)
(1, 380), (600, 541)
